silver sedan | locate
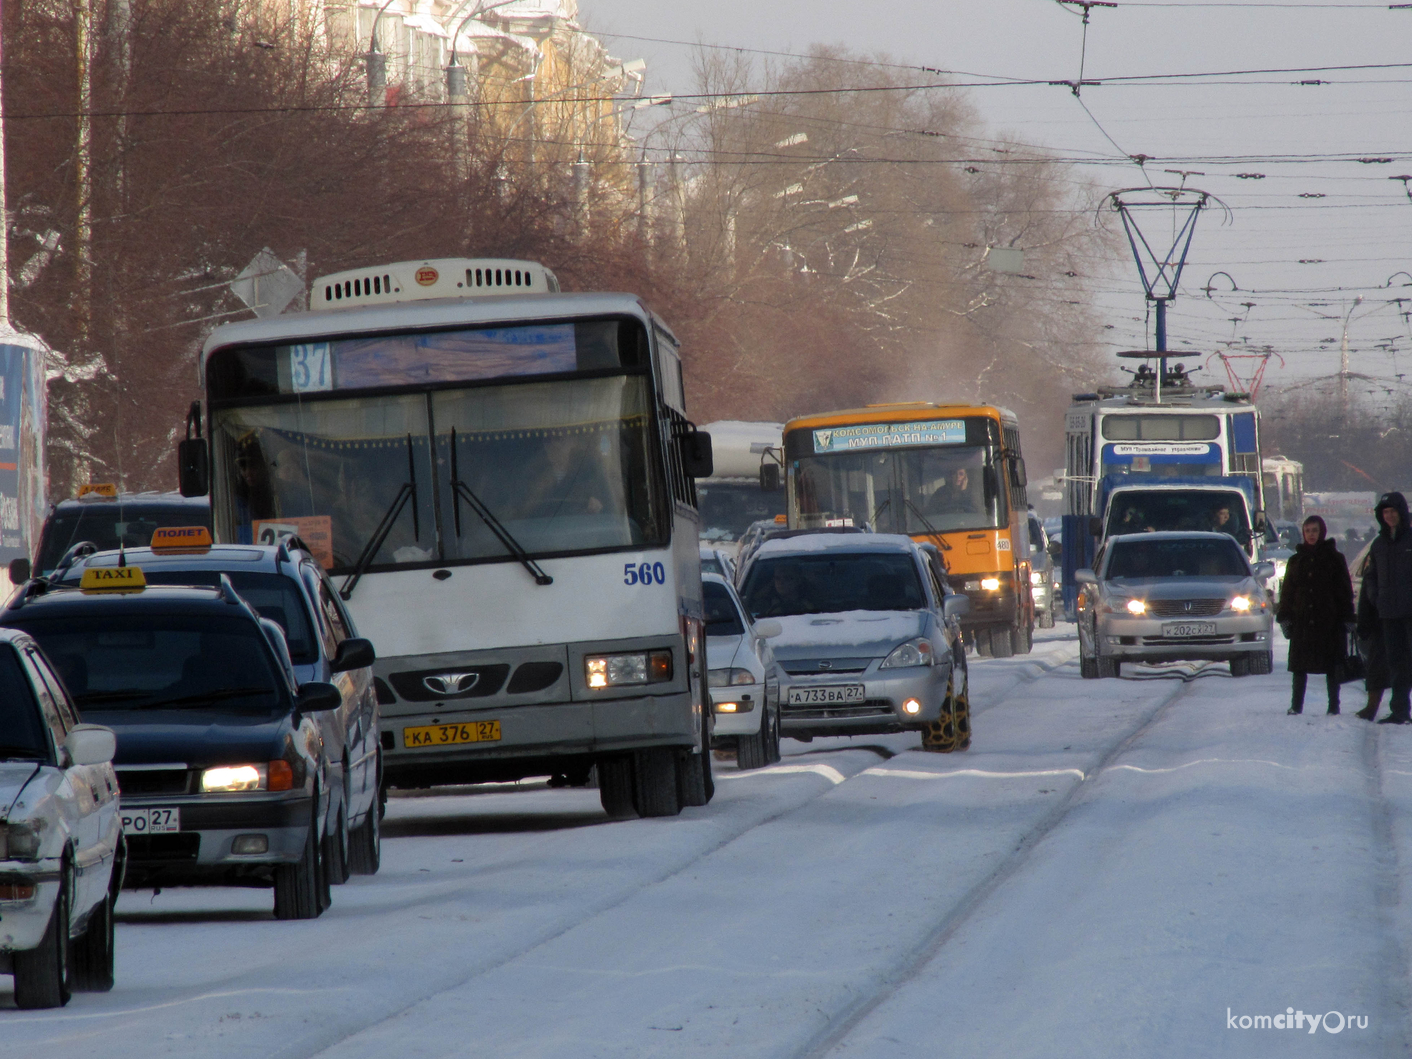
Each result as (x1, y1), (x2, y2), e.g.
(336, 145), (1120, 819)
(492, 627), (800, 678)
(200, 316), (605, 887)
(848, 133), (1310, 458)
(1076, 532), (1275, 678)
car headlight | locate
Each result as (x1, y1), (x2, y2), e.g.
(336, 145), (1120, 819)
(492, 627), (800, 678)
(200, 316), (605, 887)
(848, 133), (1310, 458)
(708, 667), (755, 688)
(0, 821), (43, 861)
(1030, 570), (1043, 586)
(1230, 595), (1251, 612)
(880, 638), (934, 669)
(1125, 598), (1146, 615)
(980, 577), (1001, 592)
(200, 761), (296, 793)
(586, 650), (674, 688)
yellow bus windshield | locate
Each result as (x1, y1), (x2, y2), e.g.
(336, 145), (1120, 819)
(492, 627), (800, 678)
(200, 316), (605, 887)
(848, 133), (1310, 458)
(793, 445), (1004, 535)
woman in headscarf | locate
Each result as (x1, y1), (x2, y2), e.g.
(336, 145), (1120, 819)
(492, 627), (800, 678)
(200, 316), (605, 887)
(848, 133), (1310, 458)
(1276, 515), (1355, 715)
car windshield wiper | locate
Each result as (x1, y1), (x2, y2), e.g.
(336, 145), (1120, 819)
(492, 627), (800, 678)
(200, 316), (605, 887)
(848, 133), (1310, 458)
(340, 434), (422, 600)
(0, 746), (45, 759)
(75, 690), (149, 705)
(131, 687), (278, 710)
(448, 427), (553, 586)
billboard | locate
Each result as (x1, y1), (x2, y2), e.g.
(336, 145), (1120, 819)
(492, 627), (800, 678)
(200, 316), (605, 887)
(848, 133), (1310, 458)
(0, 333), (48, 574)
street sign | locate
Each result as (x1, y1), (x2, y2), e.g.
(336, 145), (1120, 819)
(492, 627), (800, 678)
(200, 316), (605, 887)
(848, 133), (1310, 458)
(230, 248), (304, 318)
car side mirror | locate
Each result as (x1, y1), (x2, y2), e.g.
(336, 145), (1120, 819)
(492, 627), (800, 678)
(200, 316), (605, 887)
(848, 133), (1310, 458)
(178, 438), (209, 497)
(760, 463), (781, 492)
(943, 595), (971, 620)
(8, 557), (31, 584)
(330, 637), (376, 673)
(753, 619), (783, 639)
(1075, 568), (1097, 586)
(64, 724), (116, 766)
(295, 681), (342, 714)
(1253, 561), (1275, 580)
(682, 430), (713, 478)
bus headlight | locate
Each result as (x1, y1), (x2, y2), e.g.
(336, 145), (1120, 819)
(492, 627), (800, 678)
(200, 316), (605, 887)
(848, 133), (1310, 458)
(980, 578), (1001, 592)
(586, 651), (674, 688)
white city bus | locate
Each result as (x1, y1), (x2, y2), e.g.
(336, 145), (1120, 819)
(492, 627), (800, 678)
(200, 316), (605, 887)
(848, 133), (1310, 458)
(186, 259), (715, 818)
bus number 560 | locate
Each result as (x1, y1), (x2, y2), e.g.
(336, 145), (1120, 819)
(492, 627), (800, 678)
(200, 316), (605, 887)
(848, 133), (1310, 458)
(624, 562), (666, 586)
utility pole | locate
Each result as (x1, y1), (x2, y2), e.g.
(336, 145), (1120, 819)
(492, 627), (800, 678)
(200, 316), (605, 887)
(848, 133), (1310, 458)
(1340, 294), (1363, 417)
(0, 0), (10, 325)
(75, 0), (93, 345)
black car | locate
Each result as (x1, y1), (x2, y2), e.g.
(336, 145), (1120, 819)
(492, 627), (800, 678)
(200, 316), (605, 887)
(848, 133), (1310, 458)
(27, 491), (211, 579)
(0, 577), (342, 919)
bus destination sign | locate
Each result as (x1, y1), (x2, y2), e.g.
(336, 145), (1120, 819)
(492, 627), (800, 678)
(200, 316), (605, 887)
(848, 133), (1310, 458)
(813, 420), (966, 453)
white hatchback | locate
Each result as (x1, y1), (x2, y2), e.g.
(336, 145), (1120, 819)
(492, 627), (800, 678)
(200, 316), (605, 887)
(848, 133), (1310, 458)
(703, 574), (781, 769)
(0, 628), (122, 1008)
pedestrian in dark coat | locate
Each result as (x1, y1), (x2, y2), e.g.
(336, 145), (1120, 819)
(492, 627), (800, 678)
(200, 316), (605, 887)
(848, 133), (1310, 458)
(1276, 515), (1354, 715)
(1364, 491), (1412, 723)
(1355, 562), (1390, 720)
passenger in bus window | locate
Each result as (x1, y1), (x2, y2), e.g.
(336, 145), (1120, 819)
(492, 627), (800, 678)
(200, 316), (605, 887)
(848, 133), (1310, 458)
(1208, 504), (1236, 536)
(234, 433), (277, 531)
(522, 432), (610, 518)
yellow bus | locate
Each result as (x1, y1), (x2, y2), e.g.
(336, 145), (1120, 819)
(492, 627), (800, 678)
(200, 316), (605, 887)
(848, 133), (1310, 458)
(781, 402), (1034, 657)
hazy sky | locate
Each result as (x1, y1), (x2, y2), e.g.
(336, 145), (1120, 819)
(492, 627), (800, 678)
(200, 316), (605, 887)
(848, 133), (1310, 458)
(578, 0), (1412, 399)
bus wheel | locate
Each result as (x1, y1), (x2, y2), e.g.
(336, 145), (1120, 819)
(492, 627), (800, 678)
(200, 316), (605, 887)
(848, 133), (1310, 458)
(632, 748), (681, 817)
(971, 629), (992, 658)
(598, 755), (638, 819)
(1015, 622), (1033, 654)
(990, 625), (1015, 658)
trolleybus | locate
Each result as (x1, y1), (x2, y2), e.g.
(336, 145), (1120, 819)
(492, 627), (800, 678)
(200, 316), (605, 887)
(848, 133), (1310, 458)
(181, 258), (716, 819)
(781, 402), (1034, 657)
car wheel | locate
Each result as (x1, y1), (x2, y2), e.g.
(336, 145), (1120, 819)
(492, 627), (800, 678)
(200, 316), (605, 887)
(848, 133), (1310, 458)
(13, 870), (71, 1009)
(597, 754), (637, 819)
(1038, 609), (1056, 630)
(736, 711), (769, 770)
(1080, 653), (1099, 679)
(922, 675), (962, 753)
(766, 699), (782, 764)
(954, 670), (972, 751)
(324, 808), (350, 886)
(274, 821), (324, 920)
(1256, 650), (1274, 675)
(990, 625), (1015, 658)
(347, 801), (381, 876)
(69, 885), (115, 992)
(1097, 656), (1120, 679)
(1230, 653), (1251, 678)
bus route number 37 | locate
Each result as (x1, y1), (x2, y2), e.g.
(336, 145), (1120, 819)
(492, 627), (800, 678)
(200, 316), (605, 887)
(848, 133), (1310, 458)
(624, 561), (667, 586)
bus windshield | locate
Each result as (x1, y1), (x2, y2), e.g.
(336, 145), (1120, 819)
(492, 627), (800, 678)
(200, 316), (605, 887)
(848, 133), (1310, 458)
(792, 446), (1003, 534)
(209, 374), (666, 572)
(697, 482), (786, 543)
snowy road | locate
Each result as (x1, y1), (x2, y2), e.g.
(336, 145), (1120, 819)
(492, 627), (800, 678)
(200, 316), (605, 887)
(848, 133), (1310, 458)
(4, 627), (1408, 1056)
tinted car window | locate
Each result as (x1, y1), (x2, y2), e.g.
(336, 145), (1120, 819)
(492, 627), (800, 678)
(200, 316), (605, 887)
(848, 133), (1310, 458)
(704, 581), (745, 637)
(35, 503), (210, 573)
(742, 553), (925, 618)
(15, 615), (284, 715)
(1029, 517), (1046, 551)
(1106, 538), (1249, 579)
(0, 645), (48, 759)
(701, 557), (725, 577)
(137, 571), (318, 664)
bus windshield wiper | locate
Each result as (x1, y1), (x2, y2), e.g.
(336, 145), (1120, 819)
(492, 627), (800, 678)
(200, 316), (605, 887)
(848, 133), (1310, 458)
(449, 427), (552, 586)
(132, 687), (278, 710)
(340, 434), (421, 600)
(902, 500), (953, 563)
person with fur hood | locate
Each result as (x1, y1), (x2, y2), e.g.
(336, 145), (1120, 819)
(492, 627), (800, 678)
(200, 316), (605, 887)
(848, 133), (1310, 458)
(1364, 491), (1412, 724)
(1276, 515), (1354, 715)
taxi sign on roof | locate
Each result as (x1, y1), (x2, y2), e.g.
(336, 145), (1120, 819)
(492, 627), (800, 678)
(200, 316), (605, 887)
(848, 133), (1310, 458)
(79, 566), (146, 593)
(150, 525), (213, 553)
(77, 483), (118, 499)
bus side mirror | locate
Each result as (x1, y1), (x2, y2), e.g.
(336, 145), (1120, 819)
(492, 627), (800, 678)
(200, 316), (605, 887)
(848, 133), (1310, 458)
(760, 464), (781, 492)
(7, 558), (30, 584)
(1088, 516), (1103, 537)
(1253, 509), (1267, 531)
(178, 438), (210, 497)
(682, 430), (713, 478)
(1011, 457), (1027, 488)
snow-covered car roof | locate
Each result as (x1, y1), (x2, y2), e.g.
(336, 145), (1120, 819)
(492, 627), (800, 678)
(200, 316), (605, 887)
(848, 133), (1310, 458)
(753, 533), (919, 558)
